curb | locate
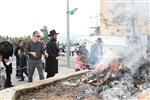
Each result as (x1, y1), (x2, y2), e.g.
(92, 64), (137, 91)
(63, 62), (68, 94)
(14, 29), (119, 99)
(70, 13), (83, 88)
(0, 70), (90, 100)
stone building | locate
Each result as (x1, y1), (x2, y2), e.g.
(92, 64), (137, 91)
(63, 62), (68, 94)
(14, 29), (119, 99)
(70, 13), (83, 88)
(100, 0), (149, 36)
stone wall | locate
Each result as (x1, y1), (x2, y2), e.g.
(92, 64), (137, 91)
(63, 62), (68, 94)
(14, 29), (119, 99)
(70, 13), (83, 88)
(100, 0), (149, 36)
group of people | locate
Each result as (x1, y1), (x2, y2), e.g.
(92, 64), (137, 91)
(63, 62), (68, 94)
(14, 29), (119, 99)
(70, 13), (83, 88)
(0, 29), (60, 90)
(75, 38), (103, 71)
(20, 30), (60, 81)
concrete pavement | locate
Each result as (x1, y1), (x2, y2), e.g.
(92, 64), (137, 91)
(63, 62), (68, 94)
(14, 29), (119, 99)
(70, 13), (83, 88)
(11, 56), (76, 87)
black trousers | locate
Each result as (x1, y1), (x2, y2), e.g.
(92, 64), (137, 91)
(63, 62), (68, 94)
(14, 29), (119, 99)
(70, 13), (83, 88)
(46, 73), (55, 78)
(71, 51), (74, 56)
(3, 62), (13, 88)
(20, 68), (28, 80)
(4, 73), (12, 88)
(16, 58), (20, 77)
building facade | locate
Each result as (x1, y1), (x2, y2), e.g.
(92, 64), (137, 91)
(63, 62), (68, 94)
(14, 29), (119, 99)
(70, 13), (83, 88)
(100, 0), (150, 36)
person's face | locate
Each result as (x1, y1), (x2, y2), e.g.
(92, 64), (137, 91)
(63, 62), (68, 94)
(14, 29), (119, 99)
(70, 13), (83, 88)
(53, 34), (57, 39)
(50, 34), (57, 41)
(33, 32), (41, 42)
(19, 41), (23, 47)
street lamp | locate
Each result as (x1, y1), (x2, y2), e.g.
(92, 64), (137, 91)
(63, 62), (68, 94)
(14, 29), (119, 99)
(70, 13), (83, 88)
(67, 0), (70, 68)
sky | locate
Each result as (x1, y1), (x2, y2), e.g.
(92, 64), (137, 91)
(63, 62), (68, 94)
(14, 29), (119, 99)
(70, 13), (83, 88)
(0, 0), (100, 42)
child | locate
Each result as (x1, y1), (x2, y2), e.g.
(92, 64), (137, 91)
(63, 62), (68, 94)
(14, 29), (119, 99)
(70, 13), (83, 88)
(75, 53), (86, 71)
(19, 49), (28, 81)
(0, 54), (5, 90)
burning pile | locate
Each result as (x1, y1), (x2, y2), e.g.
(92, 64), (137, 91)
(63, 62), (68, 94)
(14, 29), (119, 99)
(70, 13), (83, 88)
(80, 35), (150, 99)
(18, 62), (150, 100)
(81, 62), (150, 100)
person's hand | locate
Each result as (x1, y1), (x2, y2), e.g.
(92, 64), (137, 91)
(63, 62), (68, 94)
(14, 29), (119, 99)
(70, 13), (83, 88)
(58, 52), (62, 56)
(30, 52), (37, 57)
(56, 56), (60, 60)
(44, 52), (49, 58)
(18, 50), (21, 56)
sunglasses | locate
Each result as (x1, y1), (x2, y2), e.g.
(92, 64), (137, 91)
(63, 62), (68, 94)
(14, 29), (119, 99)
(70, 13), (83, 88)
(35, 35), (41, 38)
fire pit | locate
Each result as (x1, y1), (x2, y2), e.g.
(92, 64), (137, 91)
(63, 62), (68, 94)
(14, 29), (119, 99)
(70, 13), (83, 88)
(16, 63), (150, 100)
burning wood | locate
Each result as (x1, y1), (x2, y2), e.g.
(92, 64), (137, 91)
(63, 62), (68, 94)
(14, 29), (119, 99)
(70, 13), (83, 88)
(93, 57), (128, 86)
(82, 60), (150, 99)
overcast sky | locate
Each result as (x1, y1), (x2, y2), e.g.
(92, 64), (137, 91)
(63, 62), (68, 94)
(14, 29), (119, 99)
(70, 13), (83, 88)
(0, 0), (100, 42)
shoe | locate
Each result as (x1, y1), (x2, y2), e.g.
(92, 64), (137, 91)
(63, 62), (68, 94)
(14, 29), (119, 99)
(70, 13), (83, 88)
(8, 84), (14, 87)
(10, 85), (14, 87)
(28, 80), (32, 82)
(19, 79), (24, 81)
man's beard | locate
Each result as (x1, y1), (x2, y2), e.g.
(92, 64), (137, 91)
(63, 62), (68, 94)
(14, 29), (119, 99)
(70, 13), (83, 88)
(51, 38), (57, 42)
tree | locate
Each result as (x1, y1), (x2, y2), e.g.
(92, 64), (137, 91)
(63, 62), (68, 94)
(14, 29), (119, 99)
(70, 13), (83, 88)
(0, 34), (32, 48)
(40, 25), (49, 43)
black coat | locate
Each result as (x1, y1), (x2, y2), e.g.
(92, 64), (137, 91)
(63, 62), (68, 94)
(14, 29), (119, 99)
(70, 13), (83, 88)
(14, 46), (23, 66)
(45, 40), (59, 74)
(0, 41), (13, 74)
(20, 55), (27, 67)
(3, 62), (12, 74)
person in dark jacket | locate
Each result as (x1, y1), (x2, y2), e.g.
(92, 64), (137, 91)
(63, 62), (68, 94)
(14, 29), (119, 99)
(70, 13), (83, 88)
(0, 41), (14, 88)
(45, 30), (60, 78)
(19, 49), (28, 81)
(88, 38), (103, 65)
(14, 40), (24, 78)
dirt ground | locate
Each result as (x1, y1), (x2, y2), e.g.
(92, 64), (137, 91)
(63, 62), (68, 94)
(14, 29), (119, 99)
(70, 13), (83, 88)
(17, 72), (101, 100)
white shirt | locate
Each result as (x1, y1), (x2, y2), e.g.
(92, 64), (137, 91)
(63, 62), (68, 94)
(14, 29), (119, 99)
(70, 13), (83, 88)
(0, 61), (5, 77)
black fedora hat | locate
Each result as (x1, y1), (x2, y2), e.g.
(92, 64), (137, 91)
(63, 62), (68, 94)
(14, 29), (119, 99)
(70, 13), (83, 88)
(48, 30), (59, 36)
(96, 37), (103, 43)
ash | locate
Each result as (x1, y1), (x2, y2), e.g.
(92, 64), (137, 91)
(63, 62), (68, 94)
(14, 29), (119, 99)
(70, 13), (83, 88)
(18, 64), (150, 100)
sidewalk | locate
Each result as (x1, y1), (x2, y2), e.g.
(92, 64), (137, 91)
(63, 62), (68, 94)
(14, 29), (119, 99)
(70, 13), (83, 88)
(11, 56), (76, 86)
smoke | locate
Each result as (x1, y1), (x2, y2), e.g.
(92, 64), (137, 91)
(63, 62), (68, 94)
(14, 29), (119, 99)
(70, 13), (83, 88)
(122, 36), (145, 74)
(88, 35), (147, 75)
(89, 35), (148, 100)
(98, 48), (116, 66)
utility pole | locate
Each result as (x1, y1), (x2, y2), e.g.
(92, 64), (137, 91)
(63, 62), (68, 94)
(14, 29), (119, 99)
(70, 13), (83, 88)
(67, 0), (70, 67)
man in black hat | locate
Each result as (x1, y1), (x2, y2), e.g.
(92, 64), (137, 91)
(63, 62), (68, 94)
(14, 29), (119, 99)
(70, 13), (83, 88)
(45, 29), (60, 78)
